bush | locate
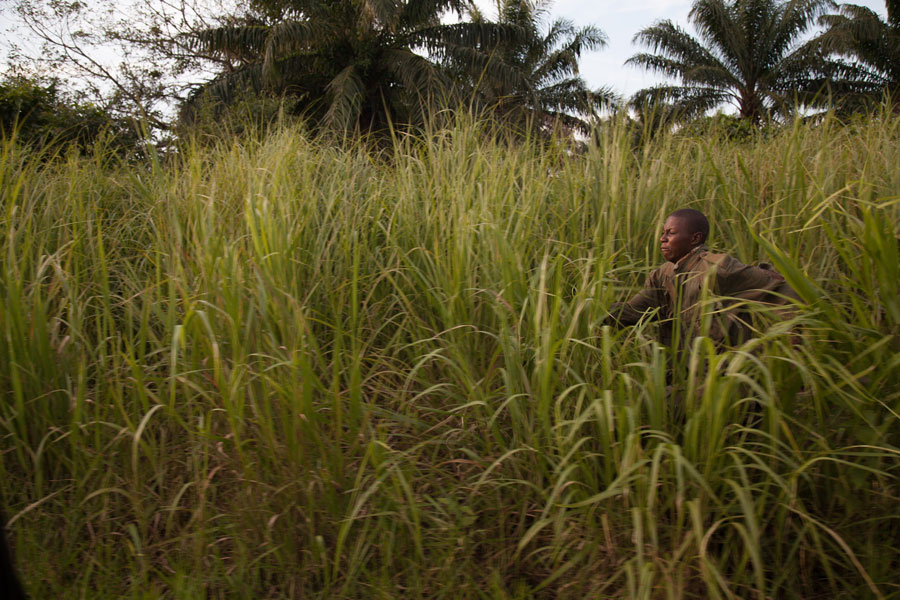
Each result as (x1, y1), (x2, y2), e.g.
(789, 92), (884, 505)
(679, 112), (758, 140)
(0, 76), (142, 154)
(175, 87), (302, 142)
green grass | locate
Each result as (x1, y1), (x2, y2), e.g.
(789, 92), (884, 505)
(1, 112), (898, 599)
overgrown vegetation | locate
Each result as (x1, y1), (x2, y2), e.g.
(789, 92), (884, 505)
(461, 0), (615, 133)
(0, 76), (141, 154)
(9, 0), (900, 138)
(0, 109), (898, 598)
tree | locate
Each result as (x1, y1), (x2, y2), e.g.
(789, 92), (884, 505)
(0, 75), (141, 153)
(183, 0), (511, 133)
(627, 0), (837, 123)
(5, 0), (243, 131)
(462, 0), (616, 133)
(816, 0), (900, 109)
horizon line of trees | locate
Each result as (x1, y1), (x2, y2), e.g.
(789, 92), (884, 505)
(2, 0), (899, 144)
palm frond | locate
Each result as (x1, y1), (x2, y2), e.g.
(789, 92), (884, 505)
(539, 109), (592, 134)
(690, 0), (742, 72)
(358, 0), (402, 31)
(771, 0), (833, 57)
(630, 84), (730, 120)
(383, 47), (450, 97)
(683, 64), (742, 87)
(400, 0), (465, 28)
(888, 0), (900, 27)
(532, 46), (582, 85)
(537, 77), (595, 112)
(626, 53), (694, 79)
(541, 18), (576, 50)
(444, 46), (531, 99)
(629, 0), (857, 121)
(816, 1), (900, 90)
(324, 64), (365, 131)
(632, 21), (724, 73)
(264, 20), (317, 58)
(411, 22), (517, 54)
(186, 24), (271, 61)
(263, 20), (317, 81)
(186, 63), (267, 106)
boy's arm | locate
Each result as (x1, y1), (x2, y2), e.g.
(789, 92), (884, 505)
(605, 270), (662, 326)
(716, 256), (799, 304)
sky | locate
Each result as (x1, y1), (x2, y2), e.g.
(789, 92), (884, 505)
(548, 0), (697, 98)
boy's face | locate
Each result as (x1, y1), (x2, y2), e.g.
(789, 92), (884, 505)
(660, 216), (701, 263)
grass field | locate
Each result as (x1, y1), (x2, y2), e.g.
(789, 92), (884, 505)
(1, 112), (898, 598)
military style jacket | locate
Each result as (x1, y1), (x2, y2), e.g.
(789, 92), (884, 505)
(608, 245), (798, 347)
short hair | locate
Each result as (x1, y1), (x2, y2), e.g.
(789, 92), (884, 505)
(668, 208), (709, 243)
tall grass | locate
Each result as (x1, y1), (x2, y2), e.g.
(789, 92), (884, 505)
(1, 111), (898, 598)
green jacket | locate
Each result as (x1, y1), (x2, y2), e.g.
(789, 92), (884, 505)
(607, 245), (799, 347)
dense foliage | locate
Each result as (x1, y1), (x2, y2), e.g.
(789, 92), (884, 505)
(461, 0), (615, 133)
(627, 0), (841, 122)
(182, 0), (510, 133)
(8, 0), (900, 136)
(0, 76), (141, 153)
(1, 109), (897, 598)
(817, 0), (900, 109)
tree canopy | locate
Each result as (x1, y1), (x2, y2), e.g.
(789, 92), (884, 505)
(183, 0), (512, 133)
(627, 0), (839, 122)
(5, 0), (900, 138)
(816, 0), (900, 108)
(461, 0), (616, 133)
(0, 76), (140, 153)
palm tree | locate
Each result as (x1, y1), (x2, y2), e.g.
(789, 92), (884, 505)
(462, 0), (617, 133)
(627, 0), (836, 123)
(816, 0), (900, 108)
(183, 0), (509, 133)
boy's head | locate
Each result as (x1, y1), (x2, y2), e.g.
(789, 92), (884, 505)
(660, 209), (709, 262)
